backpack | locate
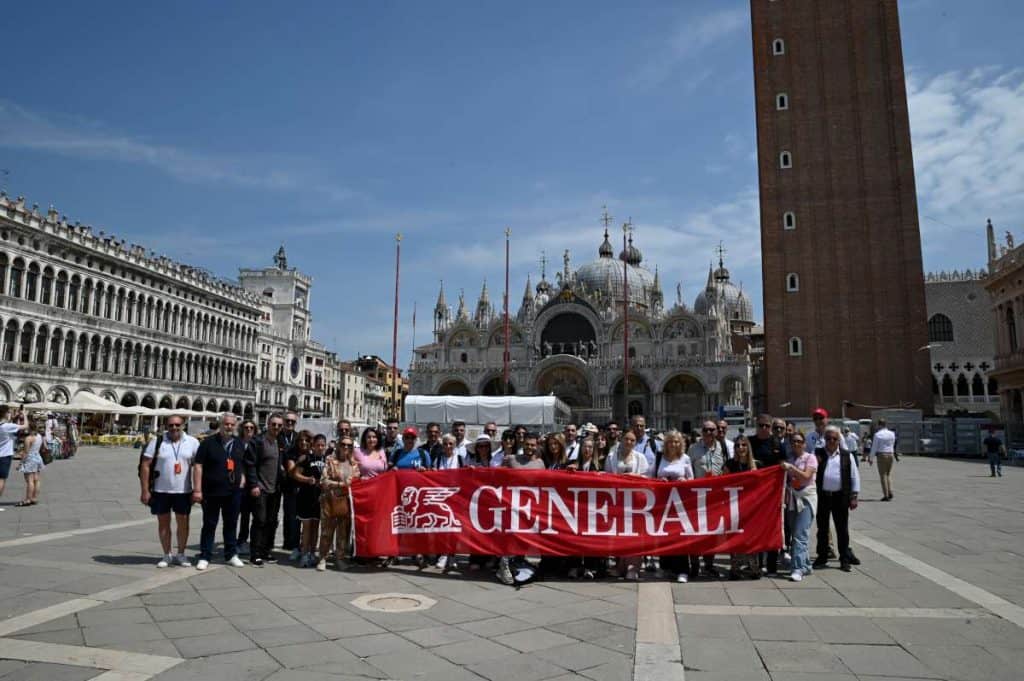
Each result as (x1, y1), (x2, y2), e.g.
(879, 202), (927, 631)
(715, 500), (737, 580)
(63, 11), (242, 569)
(138, 434), (163, 492)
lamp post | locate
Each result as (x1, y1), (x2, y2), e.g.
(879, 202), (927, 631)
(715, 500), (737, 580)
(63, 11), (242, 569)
(391, 233), (401, 421)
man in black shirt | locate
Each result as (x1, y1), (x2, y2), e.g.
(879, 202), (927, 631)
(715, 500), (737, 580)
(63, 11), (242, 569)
(245, 414), (284, 566)
(750, 413), (785, 575)
(983, 430), (1004, 477)
(194, 413), (246, 570)
(278, 411), (300, 560)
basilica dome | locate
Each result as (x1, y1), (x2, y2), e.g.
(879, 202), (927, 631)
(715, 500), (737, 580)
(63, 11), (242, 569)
(575, 230), (656, 308)
(693, 265), (754, 322)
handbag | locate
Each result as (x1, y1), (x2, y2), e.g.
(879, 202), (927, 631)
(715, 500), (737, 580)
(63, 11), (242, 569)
(322, 485), (349, 517)
(40, 442), (53, 465)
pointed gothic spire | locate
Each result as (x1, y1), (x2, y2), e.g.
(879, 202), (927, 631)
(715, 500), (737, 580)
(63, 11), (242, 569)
(705, 262), (715, 291)
(435, 280), (446, 308)
(522, 274), (533, 301)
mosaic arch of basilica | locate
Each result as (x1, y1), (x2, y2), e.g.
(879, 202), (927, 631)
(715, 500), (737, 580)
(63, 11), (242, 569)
(408, 218), (754, 431)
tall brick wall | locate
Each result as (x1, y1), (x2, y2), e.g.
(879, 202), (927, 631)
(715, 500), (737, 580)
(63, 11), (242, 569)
(751, 0), (931, 417)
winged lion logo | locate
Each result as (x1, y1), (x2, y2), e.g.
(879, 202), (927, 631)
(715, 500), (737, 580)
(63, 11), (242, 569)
(391, 486), (463, 534)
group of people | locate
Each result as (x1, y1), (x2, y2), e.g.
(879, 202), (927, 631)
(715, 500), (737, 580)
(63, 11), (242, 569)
(0, 405), (57, 508)
(133, 404), (906, 586)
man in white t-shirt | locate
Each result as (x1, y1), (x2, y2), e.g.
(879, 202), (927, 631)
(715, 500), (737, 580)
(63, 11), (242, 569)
(0, 406), (28, 507)
(139, 415), (200, 568)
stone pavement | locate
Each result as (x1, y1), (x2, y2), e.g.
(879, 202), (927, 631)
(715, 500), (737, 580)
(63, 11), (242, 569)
(0, 447), (1021, 680)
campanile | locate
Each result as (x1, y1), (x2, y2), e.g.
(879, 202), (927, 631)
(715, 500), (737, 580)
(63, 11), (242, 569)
(751, 0), (931, 417)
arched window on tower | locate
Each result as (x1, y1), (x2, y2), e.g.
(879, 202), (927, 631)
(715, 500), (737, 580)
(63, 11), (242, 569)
(779, 151), (792, 169)
(786, 273), (799, 292)
(776, 93), (789, 110)
(783, 211), (796, 230)
(788, 337), (803, 357)
(927, 314), (954, 343)
(772, 38), (785, 55)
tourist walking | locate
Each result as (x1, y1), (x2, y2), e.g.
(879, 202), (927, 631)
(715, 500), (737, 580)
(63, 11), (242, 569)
(0, 405), (27, 508)
(983, 429), (1005, 478)
(194, 413), (246, 570)
(869, 418), (898, 498)
(782, 433), (817, 581)
(291, 432), (327, 567)
(244, 413), (284, 566)
(139, 415), (200, 568)
(814, 426), (860, 572)
(318, 433), (359, 571)
(17, 422), (45, 507)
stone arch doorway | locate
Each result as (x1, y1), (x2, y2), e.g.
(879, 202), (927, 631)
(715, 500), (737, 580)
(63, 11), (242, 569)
(612, 375), (651, 425)
(481, 376), (515, 396)
(535, 365), (592, 409)
(662, 373), (707, 433)
(437, 379), (471, 396)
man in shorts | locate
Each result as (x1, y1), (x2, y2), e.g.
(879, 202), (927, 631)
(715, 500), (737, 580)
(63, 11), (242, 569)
(139, 415), (200, 567)
(0, 406), (27, 508)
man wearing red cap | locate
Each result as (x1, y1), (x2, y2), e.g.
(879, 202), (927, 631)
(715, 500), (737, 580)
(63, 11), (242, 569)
(388, 427), (430, 470)
(806, 408), (829, 455)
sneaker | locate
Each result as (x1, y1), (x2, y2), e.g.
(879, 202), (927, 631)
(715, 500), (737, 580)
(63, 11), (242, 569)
(582, 569), (596, 580)
(839, 562), (851, 572)
(676, 573), (688, 583)
(812, 557), (828, 569)
(435, 555), (448, 570)
(227, 555), (245, 568)
(416, 555), (428, 570)
(196, 559), (210, 571)
(252, 557), (264, 567)
(625, 566), (640, 581)
(316, 558), (327, 572)
(237, 541), (250, 556)
(156, 555), (172, 569)
(173, 554), (192, 568)
(497, 557), (515, 585)
(789, 570), (803, 582)
(289, 548), (302, 562)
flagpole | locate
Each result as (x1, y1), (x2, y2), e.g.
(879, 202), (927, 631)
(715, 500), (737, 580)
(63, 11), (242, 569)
(391, 233), (401, 421)
(410, 301), (417, 370)
(503, 227), (511, 395)
(622, 222), (630, 422)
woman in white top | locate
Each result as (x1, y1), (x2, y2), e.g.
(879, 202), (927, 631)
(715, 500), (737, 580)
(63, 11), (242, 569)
(606, 430), (647, 580)
(649, 430), (694, 582)
(17, 422), (45, 506)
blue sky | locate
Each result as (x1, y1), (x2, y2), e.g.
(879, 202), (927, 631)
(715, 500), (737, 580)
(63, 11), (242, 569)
(3, 1), (1022, 365)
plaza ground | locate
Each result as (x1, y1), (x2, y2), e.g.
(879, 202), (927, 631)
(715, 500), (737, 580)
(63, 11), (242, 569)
(0, 447), (1021, 681)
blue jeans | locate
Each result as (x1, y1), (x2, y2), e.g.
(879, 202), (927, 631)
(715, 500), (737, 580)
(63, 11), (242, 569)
(988, 452), (1002, 475)
(791, 501), (814, 574)
(199, 490), (242, 560)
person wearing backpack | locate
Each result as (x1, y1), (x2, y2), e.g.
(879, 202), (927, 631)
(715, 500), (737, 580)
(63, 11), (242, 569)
(138, 415), (200, 568)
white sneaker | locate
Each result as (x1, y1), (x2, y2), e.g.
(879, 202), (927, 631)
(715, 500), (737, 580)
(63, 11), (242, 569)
(227, 555), (245, 568)
(316, 558), (327, 572)
(156, 555), (171, 569)
(435, 555), (448, 570)
(289, 548), (302, 562)
(790, 570), (803, 582)
(626, 566), (640, 581)
(196, 559), (210, 571)
(676, 573), (688, 583)
(173, 554), (192, 568)
(237, 541), (250, 556)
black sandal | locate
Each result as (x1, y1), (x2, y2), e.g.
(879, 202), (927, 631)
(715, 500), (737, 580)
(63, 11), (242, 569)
(15, 501), (31, 507)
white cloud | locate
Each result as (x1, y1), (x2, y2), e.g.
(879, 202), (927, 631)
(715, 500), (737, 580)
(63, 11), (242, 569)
(630, 6), (748, 90)
(0, 100), (356, 202)
(907, 67), (1024, 251)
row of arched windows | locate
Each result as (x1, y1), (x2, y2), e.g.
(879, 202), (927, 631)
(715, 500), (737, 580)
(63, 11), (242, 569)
(0, 252), (258, 352)
(0, 315), (256, 392)
(932, 372), (997, 400)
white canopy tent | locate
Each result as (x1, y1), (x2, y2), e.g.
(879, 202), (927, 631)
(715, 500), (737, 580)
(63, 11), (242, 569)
(404, 395), (571, 429)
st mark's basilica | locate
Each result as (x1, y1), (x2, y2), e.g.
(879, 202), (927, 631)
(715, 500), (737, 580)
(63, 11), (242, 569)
(408, 221), (754, 431)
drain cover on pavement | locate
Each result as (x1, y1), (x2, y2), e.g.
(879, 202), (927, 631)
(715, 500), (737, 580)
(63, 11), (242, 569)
(350, 593), (437, 613)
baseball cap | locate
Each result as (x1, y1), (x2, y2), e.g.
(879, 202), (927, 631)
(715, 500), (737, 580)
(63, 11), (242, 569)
(402, 426), (418, 438)
(811, 407), (828, 419)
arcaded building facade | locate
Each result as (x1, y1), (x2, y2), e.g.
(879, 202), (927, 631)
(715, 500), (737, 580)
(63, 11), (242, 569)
(0, 194), (260, 416)
(752, 0), (931, 417)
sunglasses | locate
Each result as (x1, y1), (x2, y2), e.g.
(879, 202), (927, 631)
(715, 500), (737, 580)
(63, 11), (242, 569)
(167, 423), (183, 429)
(772, 425), (784, 430)
(243, 425), (255, 430)
(793, 439), (805, 444)
(285, 420), (296, 425)
(702, 427), (716, 433)
(340, 443), (353, 449)
(757, 423), (771, 428)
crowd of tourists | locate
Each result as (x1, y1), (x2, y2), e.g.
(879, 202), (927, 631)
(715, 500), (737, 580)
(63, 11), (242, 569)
(131, 405), (909, 585)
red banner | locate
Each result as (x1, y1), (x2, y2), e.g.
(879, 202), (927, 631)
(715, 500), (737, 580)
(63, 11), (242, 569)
(351, 467), (785, 557)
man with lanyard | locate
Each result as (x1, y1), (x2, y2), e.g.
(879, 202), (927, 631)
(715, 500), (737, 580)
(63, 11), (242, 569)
(0, 406), (27, 508)
(630, 415), (659, 469)
(278, 410), (301, 562)
(869, 418), (899, 498)
(383, 418), (401, 454)
(139, 415), (200, 568)
(244, 413), (284, 566)
(813, 425), (861, 572)
(716, 420), (736, 460)
(193, 413), (246, 570)
(564, 424), (581, 462)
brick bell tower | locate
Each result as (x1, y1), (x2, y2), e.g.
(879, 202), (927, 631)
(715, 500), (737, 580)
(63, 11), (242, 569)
(751, 0), (931, 418)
